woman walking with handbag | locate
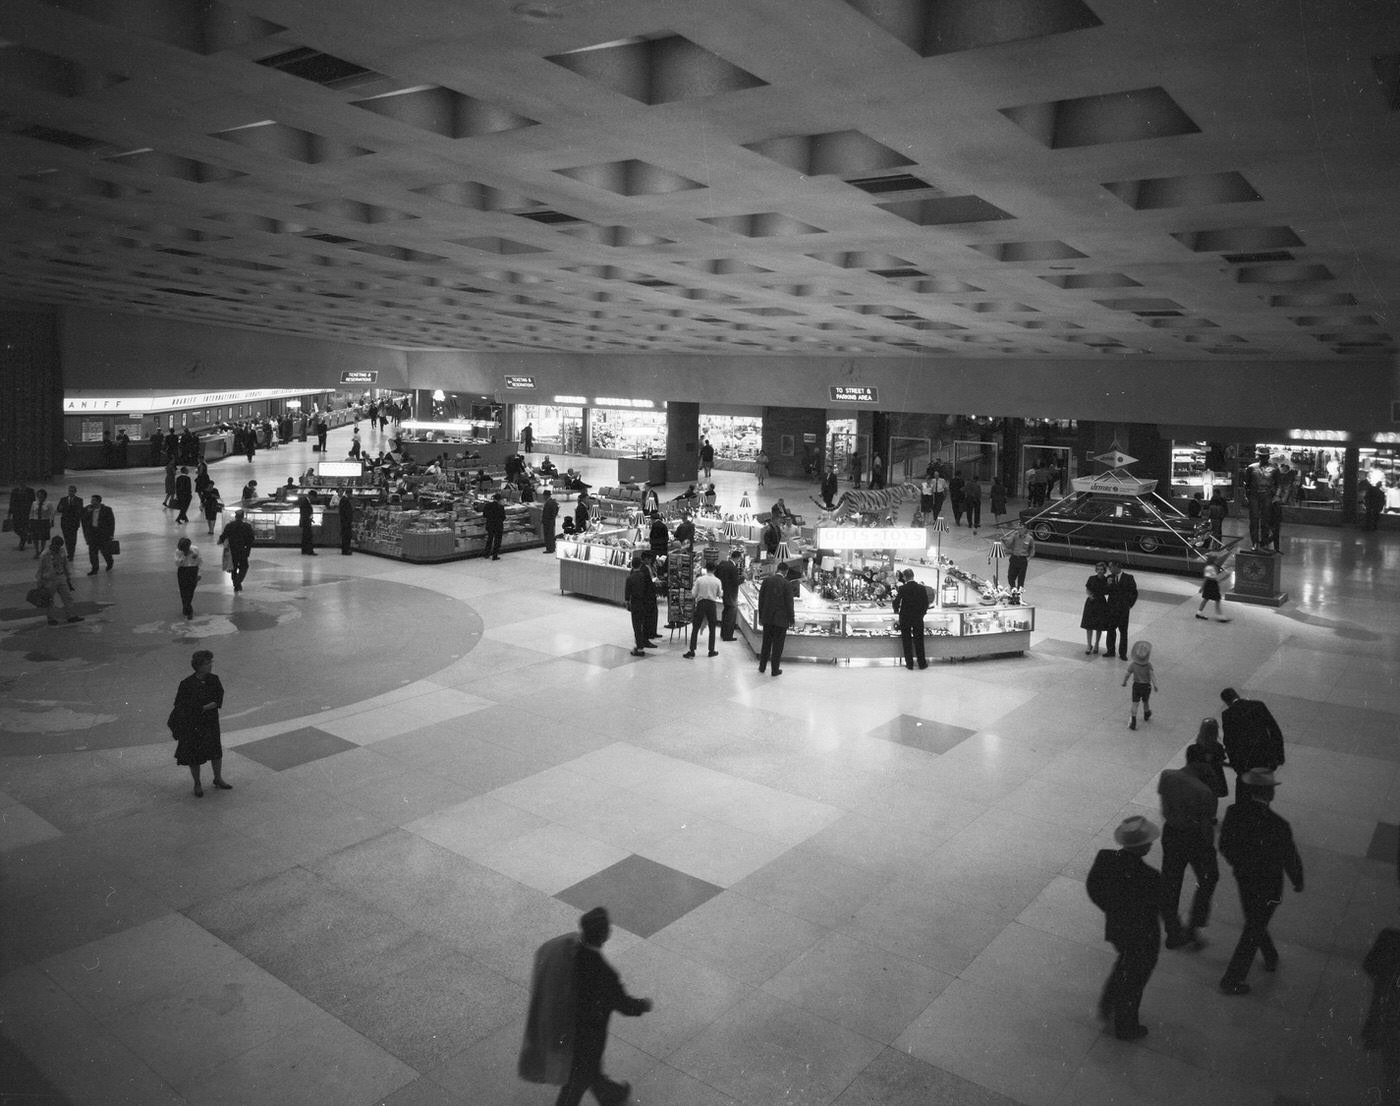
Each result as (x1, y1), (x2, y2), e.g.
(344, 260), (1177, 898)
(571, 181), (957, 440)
(167, 649), (230, 797)
(175, 536), (201, 618)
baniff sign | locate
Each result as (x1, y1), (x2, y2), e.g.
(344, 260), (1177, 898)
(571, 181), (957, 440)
(340, 371), (378, 384)
(829, 385), (878, 404)
(504, 376), (537, 390)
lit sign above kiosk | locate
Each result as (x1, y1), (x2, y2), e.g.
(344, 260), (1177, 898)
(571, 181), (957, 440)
(815, 527), (927, 549)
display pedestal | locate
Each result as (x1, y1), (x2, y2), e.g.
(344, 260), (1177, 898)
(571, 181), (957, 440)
(1226, 549), (1288, 606)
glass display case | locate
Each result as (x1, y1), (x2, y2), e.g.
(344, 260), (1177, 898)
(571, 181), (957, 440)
(557, 528), (642, 604)
(355, 502), (540, 562)
(733, 580), (1033, 666)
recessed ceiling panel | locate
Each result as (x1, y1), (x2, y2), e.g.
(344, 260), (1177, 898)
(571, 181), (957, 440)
(1001, 87), (1200, 148)
(546, 34), (767, 104)
(1102, 171), (1261, 209)
(879, 195), (1015, 225)
(843, 0), (1102, 57)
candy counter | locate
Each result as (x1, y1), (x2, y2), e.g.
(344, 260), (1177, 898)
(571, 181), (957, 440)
(733, 576), (1034, 666)
(354, 502), (542, 562)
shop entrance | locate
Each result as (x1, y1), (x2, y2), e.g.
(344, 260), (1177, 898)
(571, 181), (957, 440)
(826, 419), (857, 482)
(953, 440), (998, 483)
(889, 436), (932, 483)
(1021, 444), (1071, 500)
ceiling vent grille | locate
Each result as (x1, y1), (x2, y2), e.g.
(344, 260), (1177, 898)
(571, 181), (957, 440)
(256, 47), (380, 89)
(870, 267), (926, 278)
(846, 173), (935, 195)
(517, 209), (583, 225)
(1222, 250), (1294, 264)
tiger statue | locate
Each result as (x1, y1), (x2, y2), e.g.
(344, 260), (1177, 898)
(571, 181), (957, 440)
(813, 481), (922, 522)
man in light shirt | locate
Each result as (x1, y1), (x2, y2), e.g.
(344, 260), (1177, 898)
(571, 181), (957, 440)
(683, 563), (723, 658)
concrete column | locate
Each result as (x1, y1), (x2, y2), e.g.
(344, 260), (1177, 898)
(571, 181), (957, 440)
(666, 401), (699, 484)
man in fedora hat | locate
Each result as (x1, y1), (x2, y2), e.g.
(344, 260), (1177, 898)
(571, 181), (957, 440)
(1086, 816), (1164, 1041)
(1218, 768), (1304, 995)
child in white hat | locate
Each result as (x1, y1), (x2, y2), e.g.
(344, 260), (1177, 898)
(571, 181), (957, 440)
(1121, 640), (1158, 730)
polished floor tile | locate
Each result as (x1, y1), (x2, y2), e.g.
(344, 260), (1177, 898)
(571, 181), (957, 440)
(867, 713), (978, 754)
(556, 854), (722, 938)
(234, 726), (358, 771)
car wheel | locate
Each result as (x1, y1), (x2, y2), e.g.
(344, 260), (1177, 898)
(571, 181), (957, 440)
(1033, 523), (1053, 541)
(1137, 534), (1160, 553)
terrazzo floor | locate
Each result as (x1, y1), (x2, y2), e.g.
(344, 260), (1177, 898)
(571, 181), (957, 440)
(2, 424), (1397, 1106)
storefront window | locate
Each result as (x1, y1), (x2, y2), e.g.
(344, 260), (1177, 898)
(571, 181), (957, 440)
(699, 414), (762, 461)
(1249, 442), (1343, 509)
(1170, 443), (1232, 499)
(826, 419), (857, 476)
(514, 404), (584, 453)
(1359, 447), (1400, 515)
(591, 408), (666, 455)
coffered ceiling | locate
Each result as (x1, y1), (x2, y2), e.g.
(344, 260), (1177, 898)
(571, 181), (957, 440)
(1, 0), (1397, 361)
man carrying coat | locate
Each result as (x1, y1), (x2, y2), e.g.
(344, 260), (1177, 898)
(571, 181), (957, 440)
(1086, 816), (1164, 1041)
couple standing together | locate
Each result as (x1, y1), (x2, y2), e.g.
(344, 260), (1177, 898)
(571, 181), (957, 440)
(1081, 560), (1138, 658)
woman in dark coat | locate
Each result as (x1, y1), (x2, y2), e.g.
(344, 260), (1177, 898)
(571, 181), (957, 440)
(168, 649), (230, 796)
(1081, 561), (1111, 654)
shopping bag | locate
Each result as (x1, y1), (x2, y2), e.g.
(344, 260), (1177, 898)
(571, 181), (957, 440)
(26, 586), (50, 608)
(222, 545), (234, 573)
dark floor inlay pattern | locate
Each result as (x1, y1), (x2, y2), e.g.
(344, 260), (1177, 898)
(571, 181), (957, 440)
(1367, 821), (1398, 866)
(556, 854), (722, 938)
(235, 726), (358, 771)
(567, 644), (644, 669)
(868, 714), (976, 755)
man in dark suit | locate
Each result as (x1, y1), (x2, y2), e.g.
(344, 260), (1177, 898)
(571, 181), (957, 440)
(337, 492), (355, 555)
(173, 466), (193, 524)
(1218, 769), (1304, 995)
(295, 491), (317, 555)
(80, 494), (116, 574)
(56, 484), (84, 562)
(623, 555), (656, 657)
(820, 469), (838, 509)
(9, 482), (35, 550)
(757, 564), (796, 677)
(482, 493), (506, 560)
(1103, 560), (1138, 660)
(715, 549), (743, 641)
(540, 489), (559, 553)
(553, 908), (652, 1106)
(1220, 688), (1286, 801)
(1086, 816), (1163, 1041)
(892, 569), (929, 670)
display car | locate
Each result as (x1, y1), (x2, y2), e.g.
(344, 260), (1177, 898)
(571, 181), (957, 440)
(1020, 491), (1211, 553)
(1017, 453), (1226, 567)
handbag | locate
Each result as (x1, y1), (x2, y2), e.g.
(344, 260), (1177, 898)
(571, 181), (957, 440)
(26, 586), (51, 608)
(221, 545), (234, 572)
(109, 539), (121, 556)
(2, 518), (11, 532)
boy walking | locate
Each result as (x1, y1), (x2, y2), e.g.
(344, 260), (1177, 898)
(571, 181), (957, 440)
(1121, 640), (1157, 730)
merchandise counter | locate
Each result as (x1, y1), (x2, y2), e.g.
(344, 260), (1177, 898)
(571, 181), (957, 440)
(733, 579), (1033, 666)
(396, 436), (519, 466)
(556, 529), (640, 605)
(355, 502), (541, 562)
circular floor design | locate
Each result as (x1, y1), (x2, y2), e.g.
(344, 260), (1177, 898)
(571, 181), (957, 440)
(0, 568), (483, 756)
